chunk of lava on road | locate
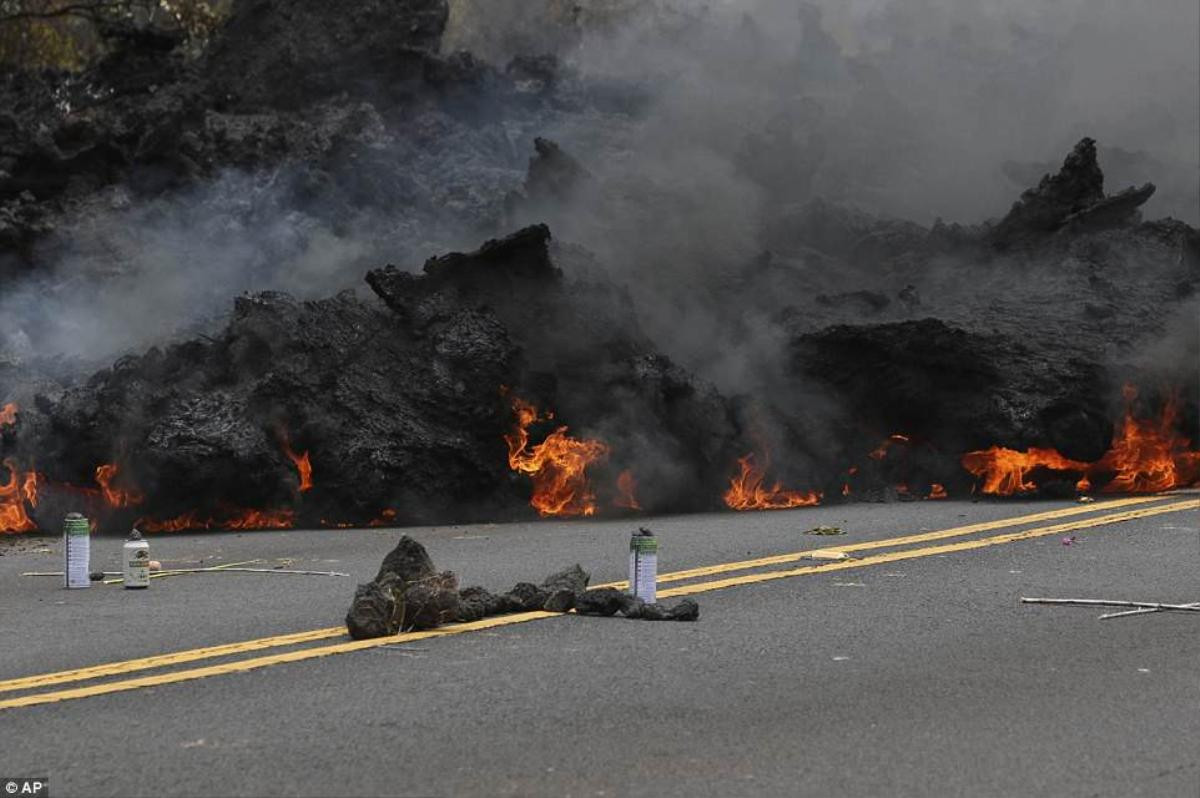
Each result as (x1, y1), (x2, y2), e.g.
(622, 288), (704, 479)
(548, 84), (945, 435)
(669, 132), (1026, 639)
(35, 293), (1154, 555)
(346, 536), (698, 639)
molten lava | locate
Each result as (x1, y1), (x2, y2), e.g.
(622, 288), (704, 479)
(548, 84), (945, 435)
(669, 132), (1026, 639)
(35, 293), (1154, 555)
(139, 508), (295, 532)
(95, 463), (145, 508)
(614, 469), (641, 510)
(724, 452), (821, 511)
(0, 458), (38, 533)
(505, 397), (610, 517)
(962, 385), (1200, 495)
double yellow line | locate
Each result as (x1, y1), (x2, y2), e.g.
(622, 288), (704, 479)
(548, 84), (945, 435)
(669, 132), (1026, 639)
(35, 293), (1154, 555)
(0, 495), (1192, 711)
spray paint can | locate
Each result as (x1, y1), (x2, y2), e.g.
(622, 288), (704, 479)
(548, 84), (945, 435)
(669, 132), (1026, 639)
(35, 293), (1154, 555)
(63, 513), (91, 589)
(122, 527), (150, 589)
(628, 527), (658, 603)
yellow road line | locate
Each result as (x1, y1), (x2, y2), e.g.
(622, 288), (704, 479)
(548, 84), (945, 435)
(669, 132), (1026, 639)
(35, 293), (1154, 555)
(0, 613), (559, 711)
(1, 498), (1191, 712)
(0, 495), (1169, 695)
(600, 494), (1164, 589)
(658, 499), (1198, 597)
(0, 626), (345, 694)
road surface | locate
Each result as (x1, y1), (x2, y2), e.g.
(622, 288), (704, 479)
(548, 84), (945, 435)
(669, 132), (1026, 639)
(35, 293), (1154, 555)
(1, 493), (1197, 797)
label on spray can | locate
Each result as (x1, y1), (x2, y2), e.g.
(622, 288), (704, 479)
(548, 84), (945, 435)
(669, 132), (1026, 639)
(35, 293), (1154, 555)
(63, 513), (91, 589)
(123, 528), (150, 589)
(628, 528), (658, 603)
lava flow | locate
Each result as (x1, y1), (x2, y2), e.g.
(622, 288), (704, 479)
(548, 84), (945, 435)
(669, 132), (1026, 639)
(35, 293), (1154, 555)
(505, 396), (610, 517)
(724, 452), (821, 511)
(962, 385), (1200, 495)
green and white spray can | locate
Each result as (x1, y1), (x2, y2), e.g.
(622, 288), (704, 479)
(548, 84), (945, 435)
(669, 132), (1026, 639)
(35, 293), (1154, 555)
(122, 527), (150, 589)
(63, 512), (91, 589)
(628, 527), (658, 603)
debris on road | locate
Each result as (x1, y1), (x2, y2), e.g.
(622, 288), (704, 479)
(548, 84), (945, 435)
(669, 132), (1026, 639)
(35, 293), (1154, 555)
(1022, 597), (1200, 616)
(1099, 602), (1200, 620)
(804, 550), (850, 561)
(805, 525), (845, 536)
(346, 535), (699, 640)
(1061, 535), (1077, 546)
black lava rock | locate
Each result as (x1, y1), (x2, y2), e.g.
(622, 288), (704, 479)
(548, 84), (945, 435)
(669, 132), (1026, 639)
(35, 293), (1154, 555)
(574, 587), (633, 617)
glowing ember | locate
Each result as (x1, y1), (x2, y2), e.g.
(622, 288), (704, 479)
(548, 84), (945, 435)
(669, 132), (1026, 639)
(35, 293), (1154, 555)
(868, 434), (910, 460)
(138, 508), (295, 532)
(279, 434), (314, 492)
(505, 397), (610, 517)
(724, 452), (821, 511)
(0, 458), (38, 533)
(368, 508), (398, 527)
(928, 483), (948, 499)
(614, 469), (642, 510)
(960, 446), (1090, 495)
(95, 463), (145, 508)
(0, 402), (17, 427)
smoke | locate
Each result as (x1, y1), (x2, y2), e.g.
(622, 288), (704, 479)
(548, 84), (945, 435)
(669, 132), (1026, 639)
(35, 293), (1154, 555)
(470, 0), (1198, 384)
(0, 105), (538, 365)
(5, 0), (1197, 386)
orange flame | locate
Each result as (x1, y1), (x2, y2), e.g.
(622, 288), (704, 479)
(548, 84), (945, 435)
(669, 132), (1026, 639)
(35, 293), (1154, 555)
(960, 446), (1090, 495)
(614, 469), (641, 510)
(138, 508), (295, 533)
(1, 458), (38, 532)
(280, 436), (313, 493)
(928, 483), (947, 500)
(0, 402), (17, 427)
(95, 463), (145, 508)
(962, 385), (1200, 495)
(505, 397), (610, 517)
(1095, 385), (1200, 493)
(724, 452), (821, 510)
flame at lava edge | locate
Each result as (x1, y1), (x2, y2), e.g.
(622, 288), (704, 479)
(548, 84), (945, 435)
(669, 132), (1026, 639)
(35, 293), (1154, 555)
(0, 458), (38, 532)
(724, 452), (821, 511)
(505, 396), (611, 517)
(962, 386), (1200, 495)
(95, 463), (145, 508)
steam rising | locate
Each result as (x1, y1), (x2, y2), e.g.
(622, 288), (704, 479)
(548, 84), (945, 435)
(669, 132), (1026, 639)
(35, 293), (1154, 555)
(2, 0), (1197, 380)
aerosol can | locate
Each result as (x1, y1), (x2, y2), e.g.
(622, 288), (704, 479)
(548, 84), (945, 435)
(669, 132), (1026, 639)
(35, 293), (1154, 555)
(122, 527), (150, 589)
(63, 512), (91, 589)
(628, 527), (658, 603)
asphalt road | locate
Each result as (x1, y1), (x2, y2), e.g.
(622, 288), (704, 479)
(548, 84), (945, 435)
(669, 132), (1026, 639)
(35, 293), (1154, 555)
(1, 494), (1197, 797)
